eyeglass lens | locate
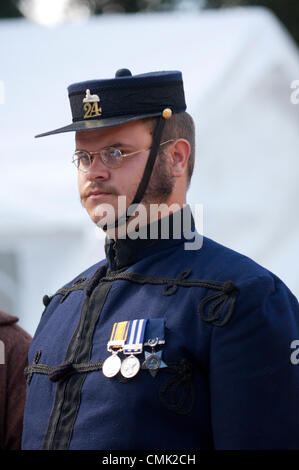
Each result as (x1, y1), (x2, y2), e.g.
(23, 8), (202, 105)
(74, 148), (124, 170)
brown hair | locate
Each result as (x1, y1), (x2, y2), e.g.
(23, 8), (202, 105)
(143, 112), (195, 189)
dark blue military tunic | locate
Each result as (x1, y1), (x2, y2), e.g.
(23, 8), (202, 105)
(22, 208), (299, 450)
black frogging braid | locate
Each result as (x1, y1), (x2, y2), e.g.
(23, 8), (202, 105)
(99, 270), (239, 327)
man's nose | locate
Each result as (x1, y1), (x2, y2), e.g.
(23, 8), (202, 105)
(86, 154), (110, 180)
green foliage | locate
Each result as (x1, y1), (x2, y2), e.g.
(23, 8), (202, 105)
(79, 0), (179, 14)
(0, 0), (22, 18)
(0, 0), (179, 17)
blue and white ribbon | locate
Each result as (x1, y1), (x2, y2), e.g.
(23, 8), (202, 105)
(123, 319), (147, 354)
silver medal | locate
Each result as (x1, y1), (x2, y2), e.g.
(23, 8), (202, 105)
(144, 352), (161, 370)
(120, 354), (140, 378)
(142, 350), (167, 378)
(102, 353), (121, 378)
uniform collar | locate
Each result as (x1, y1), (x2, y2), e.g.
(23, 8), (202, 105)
(104, 205), (195, 271)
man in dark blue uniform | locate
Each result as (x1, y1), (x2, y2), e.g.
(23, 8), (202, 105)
(22, 69), (299, 450)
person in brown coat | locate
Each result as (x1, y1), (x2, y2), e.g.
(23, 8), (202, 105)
(0, 311), (31, 449)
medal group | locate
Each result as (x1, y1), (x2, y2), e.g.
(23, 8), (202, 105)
(102, 318), (167, 379)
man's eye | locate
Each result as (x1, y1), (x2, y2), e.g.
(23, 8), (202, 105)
(80, 155), (90, 164)
(77, 153), (90, 166)
(108, 148), (122, 158)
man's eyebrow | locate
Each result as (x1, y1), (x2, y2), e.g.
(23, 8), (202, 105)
(106, 142), (135, 148)
(75, 141), (135, 151)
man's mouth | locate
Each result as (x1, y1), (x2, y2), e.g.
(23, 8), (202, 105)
(86, 190), (113, 199)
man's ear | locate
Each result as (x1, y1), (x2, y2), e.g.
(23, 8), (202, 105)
(169, 139), (191, 177)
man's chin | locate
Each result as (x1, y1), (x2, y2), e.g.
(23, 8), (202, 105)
(93, 215), (116, 229)
(93, 212), (122, 229)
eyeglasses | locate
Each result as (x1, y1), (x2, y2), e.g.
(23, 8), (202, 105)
(72, 139), (175, 171)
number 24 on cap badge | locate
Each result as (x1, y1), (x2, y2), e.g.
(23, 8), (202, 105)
(83, 89), (102, 119)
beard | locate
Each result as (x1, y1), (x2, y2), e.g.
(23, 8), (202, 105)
(142, 150), (175, 205)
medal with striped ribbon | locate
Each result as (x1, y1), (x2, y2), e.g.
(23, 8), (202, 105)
(102, 321), (130, 378)
(120, 319), (147, 379)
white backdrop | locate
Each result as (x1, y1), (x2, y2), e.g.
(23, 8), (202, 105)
(0, 6), (298, 335)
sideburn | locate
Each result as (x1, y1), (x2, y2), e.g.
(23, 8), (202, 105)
(143, 150), (175, 204)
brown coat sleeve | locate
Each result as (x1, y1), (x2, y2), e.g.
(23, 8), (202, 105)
(0, 312), (31, 450)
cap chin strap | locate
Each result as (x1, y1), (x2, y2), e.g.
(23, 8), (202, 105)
(103, 116), (166, 232)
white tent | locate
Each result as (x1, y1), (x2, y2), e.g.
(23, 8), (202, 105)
(0, 6), (298, 335)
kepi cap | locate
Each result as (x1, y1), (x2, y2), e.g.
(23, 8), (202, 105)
(35, 69), (186, 138)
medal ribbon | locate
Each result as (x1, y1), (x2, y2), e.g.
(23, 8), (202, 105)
(107, 321), (130, 350)
(123, 319), (147, 354)
(144, 318), (165, 346)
